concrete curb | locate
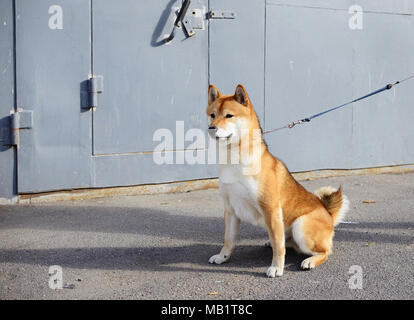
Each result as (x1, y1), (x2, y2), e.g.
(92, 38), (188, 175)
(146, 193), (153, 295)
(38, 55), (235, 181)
(6, 163), (414, 204)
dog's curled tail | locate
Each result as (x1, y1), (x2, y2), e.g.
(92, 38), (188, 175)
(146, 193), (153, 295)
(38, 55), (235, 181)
(314, 186), (350, 227)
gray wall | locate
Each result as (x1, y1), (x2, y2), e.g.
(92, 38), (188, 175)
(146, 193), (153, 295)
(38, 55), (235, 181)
(264, 0), (414, 172)
(0, 0), (16, 200)
(0, 0), (413, 199)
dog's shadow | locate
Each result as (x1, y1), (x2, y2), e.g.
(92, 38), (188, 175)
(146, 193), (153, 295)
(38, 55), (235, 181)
(0, 243), (307, 277)
(229, 245), (308, 272)
(0, 204), (308, 277)
(1, 203), (411, 277)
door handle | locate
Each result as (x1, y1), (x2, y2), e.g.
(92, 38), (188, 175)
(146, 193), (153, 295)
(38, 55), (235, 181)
(163, 0), (192, 44)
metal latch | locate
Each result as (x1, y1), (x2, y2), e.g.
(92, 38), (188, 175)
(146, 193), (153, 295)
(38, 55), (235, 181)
(8, 109), (33, 147)
(87, 75), (103, 109)
(182, 8), (206, 37)
(163, 0), (207, 44)
(209, 10), (236, 19)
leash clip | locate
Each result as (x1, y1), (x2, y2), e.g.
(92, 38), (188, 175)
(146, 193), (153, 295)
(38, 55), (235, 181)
(288, 121), (298, 129)
(288, 118), (309, 129)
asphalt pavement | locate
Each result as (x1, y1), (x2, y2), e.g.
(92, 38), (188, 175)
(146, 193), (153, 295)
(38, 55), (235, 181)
(0, 172), (413, 300)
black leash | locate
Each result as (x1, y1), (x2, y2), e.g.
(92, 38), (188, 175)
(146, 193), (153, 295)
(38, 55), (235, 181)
(263, 74), (414, 135)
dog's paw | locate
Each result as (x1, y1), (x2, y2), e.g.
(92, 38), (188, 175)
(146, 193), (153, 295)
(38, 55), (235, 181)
(266, 266), (283, 278)
(301, 257), (315, 270)
(209, 254), (229, 265)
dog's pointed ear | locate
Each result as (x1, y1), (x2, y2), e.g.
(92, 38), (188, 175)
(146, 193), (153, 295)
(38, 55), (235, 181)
(208, 84), (221, 105)
(234, 84), (250, 107)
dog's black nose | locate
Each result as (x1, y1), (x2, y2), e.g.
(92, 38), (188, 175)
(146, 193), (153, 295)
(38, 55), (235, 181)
(208, 126), (216, 130)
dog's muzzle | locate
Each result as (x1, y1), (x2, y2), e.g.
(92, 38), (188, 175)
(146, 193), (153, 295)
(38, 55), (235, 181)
(208, 127), (233, 140)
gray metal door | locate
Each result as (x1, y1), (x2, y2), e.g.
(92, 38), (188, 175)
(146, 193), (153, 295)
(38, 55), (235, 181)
(91, 0), (215, 188)
(265, 1), (354, 171)
(264, 0), (414, 172)
(13, 0), (414, 194)
(15, 0), (217, 193)
(15, 0), (92, 193)
(209, 0), (266, 125)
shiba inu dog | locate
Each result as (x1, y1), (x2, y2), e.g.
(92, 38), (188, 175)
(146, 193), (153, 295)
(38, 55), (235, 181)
(206, 84), (349, 277)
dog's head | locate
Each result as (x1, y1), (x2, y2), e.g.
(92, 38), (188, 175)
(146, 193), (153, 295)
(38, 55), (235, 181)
(206, 84), (259, 145)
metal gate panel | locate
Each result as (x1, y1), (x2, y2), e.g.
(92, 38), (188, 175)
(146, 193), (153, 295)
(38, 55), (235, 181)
(92, 0), (208, 155)
(15, 0), (92, 193)
(209, 0), (266, 124)
(90, 0), (212, 187)
(91, 149), (217, 188)
(265, 0), (414, 172)
(0, 0), (16, 198)
(350, 10), (414, 168)
(9, 0), (414, 195)
(265, 3), (354, 172)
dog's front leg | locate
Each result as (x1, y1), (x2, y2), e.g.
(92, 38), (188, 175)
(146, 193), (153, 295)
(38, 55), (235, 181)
(209, 208), (240, 264)
(265, 207), (285, 277)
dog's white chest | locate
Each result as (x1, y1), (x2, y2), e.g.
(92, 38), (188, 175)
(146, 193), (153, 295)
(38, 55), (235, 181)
(219, 166), (265, 227)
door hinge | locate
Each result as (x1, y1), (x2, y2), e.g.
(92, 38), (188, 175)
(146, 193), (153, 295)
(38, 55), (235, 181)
(86, 75), (103, 109)
(8, 109), (33, 147)
(208, 10), (236, 19)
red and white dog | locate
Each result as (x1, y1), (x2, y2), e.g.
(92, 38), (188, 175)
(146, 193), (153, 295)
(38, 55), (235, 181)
(206, 84), (349, 277)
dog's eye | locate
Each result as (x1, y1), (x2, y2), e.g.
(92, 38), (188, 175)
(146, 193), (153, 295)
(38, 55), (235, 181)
(210, 113), (215, 119)
(226, 114), (234, 118)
